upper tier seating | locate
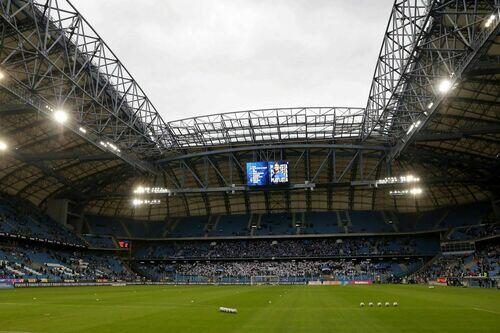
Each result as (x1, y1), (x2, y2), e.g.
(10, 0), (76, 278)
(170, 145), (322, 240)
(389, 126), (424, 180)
(349, 211), (393, 233)
(85, 216), (129, 238)
(447, 223), (498, 241)
(171, 216), (208, 237)
(208, 214), (249, 237)
(83, 201), (491, 239)
(83, 234), (117, 249)
(438, 203), (490, 228)
(254, 213), (294, 236)
(303, 212), (341, 234)
(0, 194), (84, 246)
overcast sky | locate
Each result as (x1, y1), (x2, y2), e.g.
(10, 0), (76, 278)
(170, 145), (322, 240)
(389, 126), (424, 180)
(74, 0), (394, 122)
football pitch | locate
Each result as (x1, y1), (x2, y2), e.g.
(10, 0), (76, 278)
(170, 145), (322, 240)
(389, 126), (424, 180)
(0, 284), (498, 333)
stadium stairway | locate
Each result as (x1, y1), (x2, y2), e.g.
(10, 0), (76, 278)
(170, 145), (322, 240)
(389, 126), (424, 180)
(204, 215), (220, 235)
(336, 211), (351, 233)
(413, 253), (442, 276)
(442, 228), (455, 240)
(336, 211), (344, 232)
(163, 218), (180, 237)
(397, 261), (425, 277)
(382, 211), (400, 232)
(292, 213), (297, 233)
(23, 266), (43, 277)
(4, 264), (25, 277)
(293, 212), (307, 234)
(431, 209), (450, 230)
(463, 255), (476, 271)
(249, 214), (261, 236)
(119, 220), (132, 238)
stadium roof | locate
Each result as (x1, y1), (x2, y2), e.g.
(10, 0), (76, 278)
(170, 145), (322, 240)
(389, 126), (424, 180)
(0, 0), (498, 219)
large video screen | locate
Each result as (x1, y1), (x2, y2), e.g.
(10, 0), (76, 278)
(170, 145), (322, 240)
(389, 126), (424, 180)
(268, 160), (289, 185)
(246, 160), (289, 186)
(246, 161), (268, 186)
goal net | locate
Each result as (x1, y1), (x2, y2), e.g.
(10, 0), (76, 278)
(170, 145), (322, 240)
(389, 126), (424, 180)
(250, 276), (280, 285)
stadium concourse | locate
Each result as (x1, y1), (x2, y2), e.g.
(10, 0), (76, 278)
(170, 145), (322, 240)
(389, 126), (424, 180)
(0, 0), (499, 332)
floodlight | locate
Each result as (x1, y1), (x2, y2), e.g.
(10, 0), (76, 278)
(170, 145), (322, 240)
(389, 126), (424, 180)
(53, 109), (69, 124)
(0, 140), (7, 151)
(79, 127), (87, 134)
(132, 198), (160, 206)
(406, 120), (421, 135)
(485, 14), (496, 27)
(409, 188), (423, 195)
(0, 71), (4, 80)
(108, 142), (118, 151)
(437, 79), (452, 94)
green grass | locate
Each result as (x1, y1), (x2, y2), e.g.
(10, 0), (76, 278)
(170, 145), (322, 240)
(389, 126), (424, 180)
(0, 284), (498, 332)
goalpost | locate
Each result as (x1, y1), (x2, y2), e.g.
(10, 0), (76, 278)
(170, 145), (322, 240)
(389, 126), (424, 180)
(250, 275), (280, 285)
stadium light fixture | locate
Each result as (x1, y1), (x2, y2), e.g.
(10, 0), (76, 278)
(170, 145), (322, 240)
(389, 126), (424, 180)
(485, 14), (496, 27)
(389, 187), (423, 196)
(410, 187), (423, 195)
(0, 139), (7, 151)
(134, 186), (145, 194)
(53, 109), (69, 124)
(437, 79), (452, 94)
(78, 127), (87, 134)
(377, 175), (420, 186)
(375, 174), (420, 187)
(133, 186), (170, 194)
(406, 120), (422, 135)
(0, 71), (4, 80)
(107, 142), (119, 151)
(132, 198), (161, 206)
(98, 140), (122, 153)
(389, 189), (407, 196)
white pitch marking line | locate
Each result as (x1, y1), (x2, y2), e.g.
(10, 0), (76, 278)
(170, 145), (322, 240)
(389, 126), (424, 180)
(472, 307), (500, 315)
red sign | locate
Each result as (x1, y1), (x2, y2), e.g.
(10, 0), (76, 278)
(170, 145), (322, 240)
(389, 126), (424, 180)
(118, 240), (130, 248)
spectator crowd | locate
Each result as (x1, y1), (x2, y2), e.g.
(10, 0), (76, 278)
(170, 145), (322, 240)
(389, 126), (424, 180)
(135, 258), (404, 282)
(134, 236), (438, 260)
(410, 244), (498, 287)
(0, 240), (137, 282)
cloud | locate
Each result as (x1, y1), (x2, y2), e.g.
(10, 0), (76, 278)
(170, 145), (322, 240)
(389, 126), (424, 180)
(73, 0), (394, 121)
